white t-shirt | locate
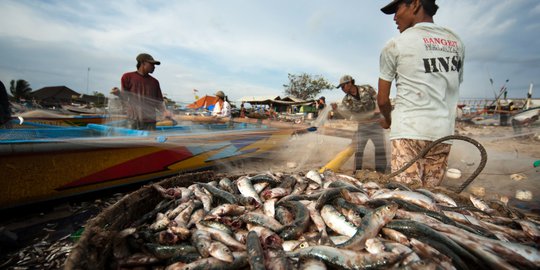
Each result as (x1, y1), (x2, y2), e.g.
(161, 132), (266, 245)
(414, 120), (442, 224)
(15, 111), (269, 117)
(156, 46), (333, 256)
(379, 22), (465, 141)
(212, 100), (231, 117)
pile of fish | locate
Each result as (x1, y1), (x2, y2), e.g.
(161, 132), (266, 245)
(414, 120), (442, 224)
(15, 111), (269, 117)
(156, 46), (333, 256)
(1, 235), (73, 270)
(110, 170), (540, 270)
(0, 194), (124, 270)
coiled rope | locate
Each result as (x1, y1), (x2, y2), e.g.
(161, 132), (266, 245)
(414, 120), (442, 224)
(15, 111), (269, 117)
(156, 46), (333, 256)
(385, 135), (488, 193)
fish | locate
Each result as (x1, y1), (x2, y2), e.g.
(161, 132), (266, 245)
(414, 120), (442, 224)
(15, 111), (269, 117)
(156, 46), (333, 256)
(320, 204), (357, 237)
(208, 241), (234, 263)
(186, 208), (206, 228)
(248, 225), (283, 249)
(263, 198), (277, 217)
(174, 201), (201, 227)
(168, 251), (248, 270)
(469, 194), (496, 214)
(246, 231), (266, 270)
(278, 201), (311, 240)
(298, 257), (327, 270)
(197, 182), (239, 205)
(143, 243), (198, 260)
(193, 185), (213, 212)
(381, 228), (410, 245)
(191, 229), (212, 258)
(305, 201), (329, 243)
(365, 238), (386, 255)
(241, 212), (285, 232)
(150, 213), (170, 232)
(196, 223), (246, 251)
(219, 177), (239, 195)
(166, 201), (192, 220)
(305, 170), (323, 185)
(287, 245), (403, 270)
(409, 238), (452, 265)
(443, 232), (529, 270)
(517, 219), (540, 242)
(261, 187), (291, 200)
(386, 219), (484, 270)
(371, 190), (439, 212)
(205, 204), (246, 220)
(236, 176), (264, 205)
(416, 188), (457, 207)
(337, 203), (398, 250)
(264, 248), (291, 270)
(340, 188), (369, 205)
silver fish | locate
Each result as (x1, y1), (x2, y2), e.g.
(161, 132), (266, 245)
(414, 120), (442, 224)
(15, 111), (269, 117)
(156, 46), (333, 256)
(208, 241), (234, 263)
(320, 204), (357, 237)
(371, 190), (439, 212)
(469, 194), (496, 214)
(241, 212), (284, 232)
(337, 203), (398, 250)
(237, 176), (263, 204)
(191, 229), (212, 258)
(305, 170), (323, 185)
(287, 245), (402, 270)
(196, 223), (246, 251)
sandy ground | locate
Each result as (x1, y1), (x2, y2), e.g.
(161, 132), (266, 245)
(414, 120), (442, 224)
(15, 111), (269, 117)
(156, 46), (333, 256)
(220, 121), (540, 215)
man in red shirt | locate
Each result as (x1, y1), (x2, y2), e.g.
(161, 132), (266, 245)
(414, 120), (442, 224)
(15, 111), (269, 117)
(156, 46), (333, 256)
(121, 53), (168, 130)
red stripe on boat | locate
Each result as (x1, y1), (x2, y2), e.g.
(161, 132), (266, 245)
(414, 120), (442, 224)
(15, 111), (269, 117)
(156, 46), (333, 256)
(57, 147), (194, 189)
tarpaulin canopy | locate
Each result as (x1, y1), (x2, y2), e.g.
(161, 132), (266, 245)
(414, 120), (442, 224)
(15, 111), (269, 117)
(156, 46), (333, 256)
(186, 95), (219, 109)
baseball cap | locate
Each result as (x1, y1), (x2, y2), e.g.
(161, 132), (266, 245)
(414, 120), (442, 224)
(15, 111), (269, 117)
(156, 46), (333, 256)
(136, 53), (161, 65)
(215, 90), (225, 98)
(337, 75), (353, 89)
(381, 0), (402, 15)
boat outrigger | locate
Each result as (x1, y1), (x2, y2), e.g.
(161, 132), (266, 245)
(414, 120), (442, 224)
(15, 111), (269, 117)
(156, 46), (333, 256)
(0, 121), (299, 209)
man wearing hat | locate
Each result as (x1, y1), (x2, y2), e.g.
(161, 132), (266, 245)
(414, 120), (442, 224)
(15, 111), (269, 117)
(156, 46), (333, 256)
(0, 80), (12, 129)
(337, 75), (388, 174)
(120, 53), (169, 130)
(317, 96), (326, 111)
(212, 90), (231, 118)
(377, 0), (465, 187)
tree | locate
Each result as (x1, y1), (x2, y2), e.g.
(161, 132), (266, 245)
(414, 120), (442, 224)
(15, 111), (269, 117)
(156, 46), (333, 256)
(283, 73), (334, 100)
(92, 91), (106, 107)
(10, 79), (32, 101)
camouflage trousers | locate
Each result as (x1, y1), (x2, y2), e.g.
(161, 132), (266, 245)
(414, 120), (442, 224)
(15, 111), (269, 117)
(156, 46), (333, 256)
(390, 139), (451, 187)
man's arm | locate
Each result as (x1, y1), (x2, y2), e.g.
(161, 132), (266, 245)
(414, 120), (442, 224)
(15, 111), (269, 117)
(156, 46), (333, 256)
(377, 78), (392, 129)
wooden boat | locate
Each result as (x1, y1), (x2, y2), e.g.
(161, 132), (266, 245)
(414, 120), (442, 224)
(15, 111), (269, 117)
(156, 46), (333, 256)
(511, 106), (540, 131)
(0, 122), (299, 209)
(10, 113), (117, 127)
(512, 106), (540, 124)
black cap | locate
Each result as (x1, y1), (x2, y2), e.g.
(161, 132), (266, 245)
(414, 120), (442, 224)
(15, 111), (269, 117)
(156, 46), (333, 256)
(381, 0), (402, 15)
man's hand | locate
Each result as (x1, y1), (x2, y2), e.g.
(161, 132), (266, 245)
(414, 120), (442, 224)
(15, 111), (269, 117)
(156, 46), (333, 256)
(379, 118), (391, 129)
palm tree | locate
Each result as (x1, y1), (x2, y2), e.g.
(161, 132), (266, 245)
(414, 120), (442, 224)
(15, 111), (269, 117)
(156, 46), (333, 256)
(10, 79), (32, 101)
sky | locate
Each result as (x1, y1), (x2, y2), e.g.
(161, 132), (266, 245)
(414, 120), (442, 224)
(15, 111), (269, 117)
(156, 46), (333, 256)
(1, 0), (539, 106)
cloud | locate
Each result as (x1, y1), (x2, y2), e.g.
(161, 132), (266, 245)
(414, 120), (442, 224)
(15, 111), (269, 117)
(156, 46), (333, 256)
(0, 0), (539, 104)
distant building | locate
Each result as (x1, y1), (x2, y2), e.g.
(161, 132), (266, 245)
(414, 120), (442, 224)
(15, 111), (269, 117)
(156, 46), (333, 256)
(30, 86), (107, 108)
(30, 86), (80, 107)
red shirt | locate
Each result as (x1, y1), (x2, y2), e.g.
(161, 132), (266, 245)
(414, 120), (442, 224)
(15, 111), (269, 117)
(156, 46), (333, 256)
(121, 71), (163, 122)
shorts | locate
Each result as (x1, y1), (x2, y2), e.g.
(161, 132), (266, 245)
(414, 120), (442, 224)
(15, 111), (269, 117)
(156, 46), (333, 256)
(390, 139), (451, 187)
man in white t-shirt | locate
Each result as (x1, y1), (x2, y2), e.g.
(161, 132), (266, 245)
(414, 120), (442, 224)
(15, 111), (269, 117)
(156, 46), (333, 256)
(212, 90), (231, 118)
(377, 0), (465, 187)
